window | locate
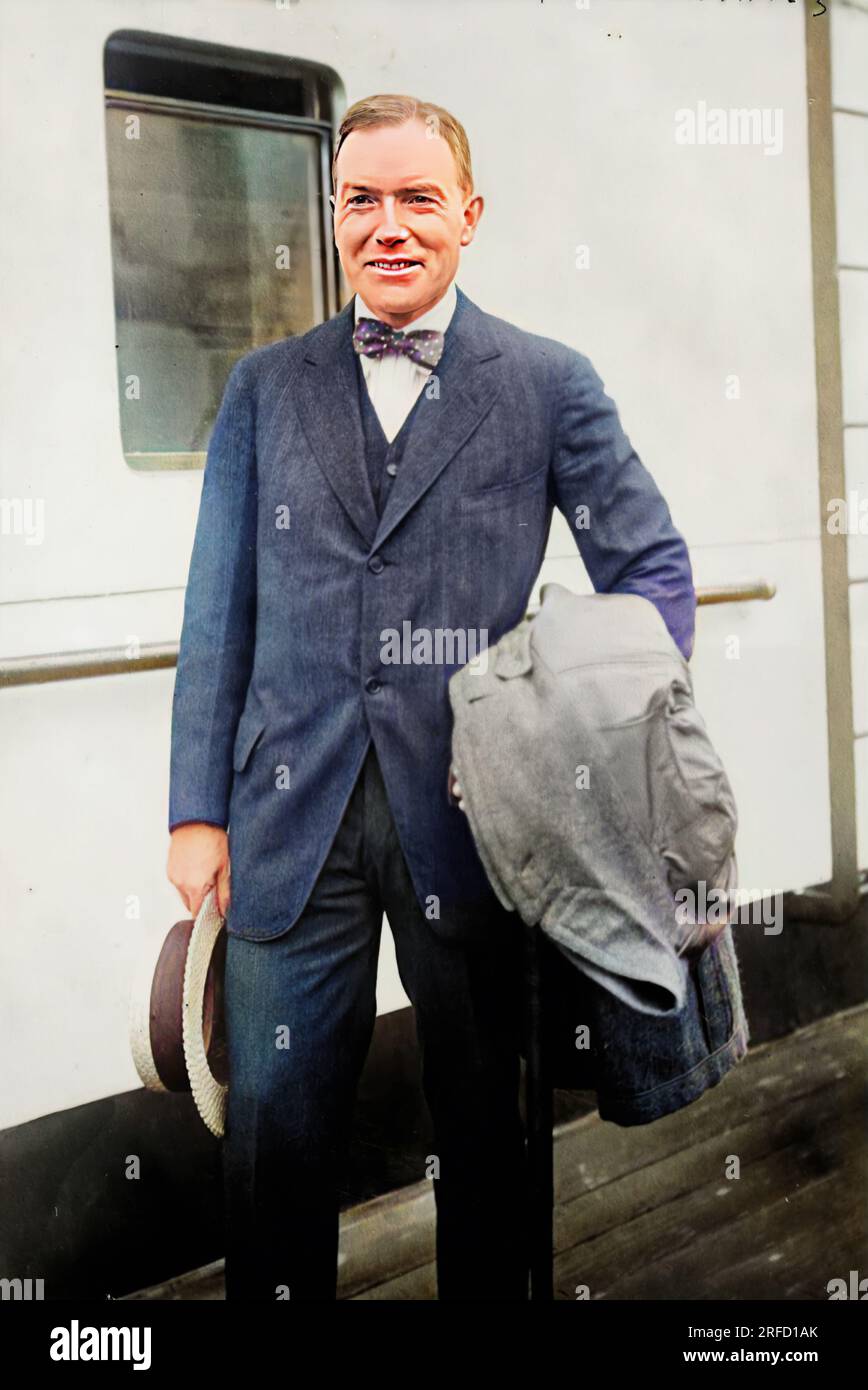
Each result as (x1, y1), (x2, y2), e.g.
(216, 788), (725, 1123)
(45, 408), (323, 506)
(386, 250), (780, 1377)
(104, 30), (343, 469)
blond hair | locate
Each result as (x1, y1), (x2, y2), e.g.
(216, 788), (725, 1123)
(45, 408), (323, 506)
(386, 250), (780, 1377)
(332, 94), (474, 199)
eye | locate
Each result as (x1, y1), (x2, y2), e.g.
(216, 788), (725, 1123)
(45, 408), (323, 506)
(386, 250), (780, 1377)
(347, 194), (374, 206)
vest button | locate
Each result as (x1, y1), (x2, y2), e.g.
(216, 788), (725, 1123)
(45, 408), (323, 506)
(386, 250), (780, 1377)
(385, 462), (398, 477)
(368, 554), (385, 573)
(365, 676), (382, 694)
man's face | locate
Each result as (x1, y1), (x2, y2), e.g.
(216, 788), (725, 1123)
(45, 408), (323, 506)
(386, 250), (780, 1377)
(331, 118), (483, 328)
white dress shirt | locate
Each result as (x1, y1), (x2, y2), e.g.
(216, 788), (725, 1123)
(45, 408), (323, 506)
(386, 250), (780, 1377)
(353, 282), (457, 443)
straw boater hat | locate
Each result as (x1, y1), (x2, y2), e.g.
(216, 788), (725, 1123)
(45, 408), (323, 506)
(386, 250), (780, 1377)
(129, 888), (228, 1137)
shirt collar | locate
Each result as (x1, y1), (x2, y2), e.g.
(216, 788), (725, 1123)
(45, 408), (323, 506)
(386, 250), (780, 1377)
(354, 281), (457, 336)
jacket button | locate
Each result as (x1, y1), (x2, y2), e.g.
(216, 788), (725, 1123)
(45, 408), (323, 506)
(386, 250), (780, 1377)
(365, 676), (382, 694)
(368, 554), (385, 573)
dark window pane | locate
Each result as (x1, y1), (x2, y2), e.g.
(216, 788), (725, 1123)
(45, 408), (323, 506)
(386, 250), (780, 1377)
(105, 102), (325, 467)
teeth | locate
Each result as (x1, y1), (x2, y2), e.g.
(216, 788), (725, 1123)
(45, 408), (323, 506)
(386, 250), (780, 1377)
(373, 261), (415, 269)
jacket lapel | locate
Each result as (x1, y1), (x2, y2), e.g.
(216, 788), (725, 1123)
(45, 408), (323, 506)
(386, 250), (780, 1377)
(291, 285), (503, 552)
(292, 297), (379, 548)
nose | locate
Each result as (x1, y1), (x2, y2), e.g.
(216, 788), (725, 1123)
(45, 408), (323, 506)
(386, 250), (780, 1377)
(375, 195), (408, 242)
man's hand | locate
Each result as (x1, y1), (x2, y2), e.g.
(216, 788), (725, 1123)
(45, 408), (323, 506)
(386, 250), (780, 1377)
(167, 824), (231, 920)
(448, 763), (466, 812)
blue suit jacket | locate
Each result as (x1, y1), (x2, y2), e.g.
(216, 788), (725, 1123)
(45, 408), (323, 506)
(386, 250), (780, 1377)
(169, 285), (696, 941)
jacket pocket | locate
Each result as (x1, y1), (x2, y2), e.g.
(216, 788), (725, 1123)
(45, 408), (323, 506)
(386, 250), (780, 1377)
(232, 713), (267, 773)
(458, 462), (549, 512)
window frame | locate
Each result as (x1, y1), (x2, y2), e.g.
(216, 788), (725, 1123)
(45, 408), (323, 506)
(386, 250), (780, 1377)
(104, 31), (343, 471)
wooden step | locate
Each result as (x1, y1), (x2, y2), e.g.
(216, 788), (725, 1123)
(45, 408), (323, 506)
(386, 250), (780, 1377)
(124, 1004), (867, 1301)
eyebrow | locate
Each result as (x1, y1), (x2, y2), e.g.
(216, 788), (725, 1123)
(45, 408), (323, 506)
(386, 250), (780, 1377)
(341, 182), (445, 198)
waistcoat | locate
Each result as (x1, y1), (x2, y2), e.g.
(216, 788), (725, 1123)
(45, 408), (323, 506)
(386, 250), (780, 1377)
(354, 344), (430, 516)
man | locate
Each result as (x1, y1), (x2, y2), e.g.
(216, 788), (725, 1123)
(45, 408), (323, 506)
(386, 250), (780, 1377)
(167, 93), (696, 1301)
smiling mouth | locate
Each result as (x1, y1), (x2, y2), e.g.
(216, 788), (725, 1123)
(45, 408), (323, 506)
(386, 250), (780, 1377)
(367, 259), (422, 275)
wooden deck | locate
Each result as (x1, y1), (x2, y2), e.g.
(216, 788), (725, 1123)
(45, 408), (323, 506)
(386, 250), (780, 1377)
(126, 1004), (867, 1301)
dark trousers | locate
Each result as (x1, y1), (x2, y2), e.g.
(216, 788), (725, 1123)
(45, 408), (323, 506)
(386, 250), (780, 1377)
(222, 741), (530, 1300)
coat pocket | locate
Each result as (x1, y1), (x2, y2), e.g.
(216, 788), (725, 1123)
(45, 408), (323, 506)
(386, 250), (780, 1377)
(655, 676), (738, 890)
(232, 713), (267, 773)
(597, 678), (738, 894)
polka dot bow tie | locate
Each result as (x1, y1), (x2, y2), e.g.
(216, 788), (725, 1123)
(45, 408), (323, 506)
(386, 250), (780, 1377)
(353, 317), (445, 370)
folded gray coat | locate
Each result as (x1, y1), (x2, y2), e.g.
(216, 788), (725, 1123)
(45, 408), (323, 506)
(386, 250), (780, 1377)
(448, 582), (739, 1016)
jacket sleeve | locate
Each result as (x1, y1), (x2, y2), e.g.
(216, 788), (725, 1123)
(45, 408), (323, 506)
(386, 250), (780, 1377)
(168, 354), (258, 832)
(549, 349), (696, 661)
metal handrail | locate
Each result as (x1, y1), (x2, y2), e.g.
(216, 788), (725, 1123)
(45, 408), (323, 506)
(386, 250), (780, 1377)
(695, 580), (777, 606)
(0, 581), (777, 688)
(0, 643), (178, 688)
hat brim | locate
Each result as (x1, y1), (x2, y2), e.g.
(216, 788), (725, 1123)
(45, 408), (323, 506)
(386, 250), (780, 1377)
(182, 890), (228, 1137)
(129, 889), (228, 1136)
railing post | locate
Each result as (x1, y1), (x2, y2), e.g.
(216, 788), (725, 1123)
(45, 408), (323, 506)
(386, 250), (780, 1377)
(524, 918), (554, 1301)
